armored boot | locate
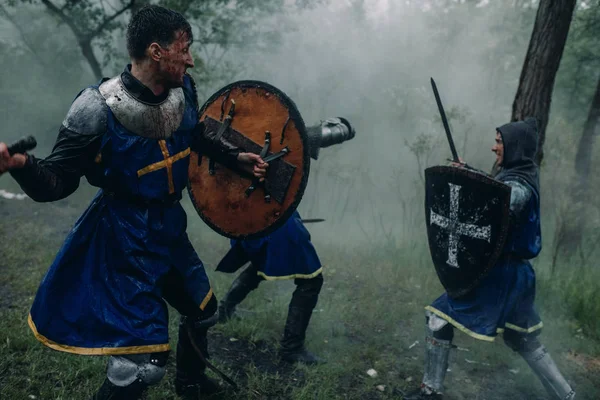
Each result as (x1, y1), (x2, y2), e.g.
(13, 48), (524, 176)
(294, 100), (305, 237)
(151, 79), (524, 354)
(404, 313), (453, 400)
(90, 378), (148, 400)
(175, 316), (222, 400)
(280, 275), (325, 365)
(218, 264), (262, 322)
(90, 352), (170, 400)
(521, 345), (576, 400)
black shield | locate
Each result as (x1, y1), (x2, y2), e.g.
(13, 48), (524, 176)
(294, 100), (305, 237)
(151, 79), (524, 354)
(425, 166), (511, 298)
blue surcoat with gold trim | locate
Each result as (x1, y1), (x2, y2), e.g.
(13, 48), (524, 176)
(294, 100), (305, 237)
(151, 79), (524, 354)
(28, 75), (212, 355)
(427, 181), (543, 341)
(230, 211), (322, 280)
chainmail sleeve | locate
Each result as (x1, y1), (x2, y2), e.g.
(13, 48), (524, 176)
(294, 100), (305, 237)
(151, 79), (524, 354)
(9, 88), (107, 202)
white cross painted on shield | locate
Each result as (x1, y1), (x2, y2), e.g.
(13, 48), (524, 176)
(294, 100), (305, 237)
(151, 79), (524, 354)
(430, 183), (492, 268)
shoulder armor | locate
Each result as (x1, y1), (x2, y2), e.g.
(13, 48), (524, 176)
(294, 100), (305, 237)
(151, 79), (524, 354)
(62, 88), (108, 136)
(505, 179), (532, 215)
(99, 76), (185, 139)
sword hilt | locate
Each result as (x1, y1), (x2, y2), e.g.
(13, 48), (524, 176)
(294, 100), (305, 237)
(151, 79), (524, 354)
(7, 136), (37, 156)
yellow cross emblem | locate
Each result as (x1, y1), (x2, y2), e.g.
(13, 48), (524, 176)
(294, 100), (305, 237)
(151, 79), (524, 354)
(137, 140), (190, 194)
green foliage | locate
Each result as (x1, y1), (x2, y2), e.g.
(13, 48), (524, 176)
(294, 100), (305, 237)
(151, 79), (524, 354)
(1, 1), (600, 398)
(1, 197), (599, 399)
(2, 0), (317, 83)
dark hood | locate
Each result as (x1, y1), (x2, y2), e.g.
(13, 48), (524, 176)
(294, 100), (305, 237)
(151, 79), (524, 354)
(494, 117), (540, 194)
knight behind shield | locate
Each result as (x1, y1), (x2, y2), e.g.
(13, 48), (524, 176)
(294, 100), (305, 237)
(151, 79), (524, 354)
(215, 118), (355, 365)
(0, 6), (268, 400)
(405, 118), (576, 400)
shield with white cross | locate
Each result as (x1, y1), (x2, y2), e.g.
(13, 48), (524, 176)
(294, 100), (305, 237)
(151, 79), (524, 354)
(425, 165), (511, 298)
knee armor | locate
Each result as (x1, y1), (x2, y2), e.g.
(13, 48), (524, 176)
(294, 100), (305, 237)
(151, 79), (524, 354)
(107, 351), (169, 387)
(426, 311), (454, 341)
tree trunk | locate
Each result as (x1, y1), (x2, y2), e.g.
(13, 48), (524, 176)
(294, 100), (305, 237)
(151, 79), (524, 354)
(551, 75), (600, 264)
(79, 40), (103, 80)
(511, 0), (577, 166)
(574, 74), (600, 190)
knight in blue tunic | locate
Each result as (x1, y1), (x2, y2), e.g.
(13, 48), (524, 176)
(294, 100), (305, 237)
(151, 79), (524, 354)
(216, 117), (356, 365)
(1, 6), (267, 400)
(405, 119), (576, 400)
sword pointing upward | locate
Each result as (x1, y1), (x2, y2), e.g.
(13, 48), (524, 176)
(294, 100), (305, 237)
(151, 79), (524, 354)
(430, 78), (460, 163)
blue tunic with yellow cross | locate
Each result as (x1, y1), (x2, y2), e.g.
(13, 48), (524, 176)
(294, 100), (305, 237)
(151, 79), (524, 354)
(426, 180), (543, 342)
(230, 211), (323, 280)
(27, 75), (213, 355)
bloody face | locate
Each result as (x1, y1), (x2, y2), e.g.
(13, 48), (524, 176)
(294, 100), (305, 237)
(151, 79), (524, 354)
(157, 30), (194, 88)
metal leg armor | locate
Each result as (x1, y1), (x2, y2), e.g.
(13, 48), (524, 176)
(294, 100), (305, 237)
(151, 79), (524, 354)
(503, 330), (575, 400)
(175, 315), (222, 400)
(218, 264), (263, 322)
(279, 274), (325, 365)
(404, 312), (453, 400)
(521, 345), (576, 400)
(90, 352), (169, 400)
(422, 335), (452, 394)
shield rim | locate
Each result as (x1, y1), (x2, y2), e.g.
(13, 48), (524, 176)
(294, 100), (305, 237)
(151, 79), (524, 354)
(425, 165), (511, 299)
(187, 80), (310, 240)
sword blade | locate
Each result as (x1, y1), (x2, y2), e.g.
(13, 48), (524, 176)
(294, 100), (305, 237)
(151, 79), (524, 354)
(430, 78), (460, 162)
(187, 326), (238, 390)
(301, 218), (325, 224)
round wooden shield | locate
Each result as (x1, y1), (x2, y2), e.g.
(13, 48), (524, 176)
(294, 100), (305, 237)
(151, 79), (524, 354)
(188, 81), (310, 240)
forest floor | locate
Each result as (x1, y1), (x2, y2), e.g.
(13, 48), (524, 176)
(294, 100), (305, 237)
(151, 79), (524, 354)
(1, 189), (598, 400)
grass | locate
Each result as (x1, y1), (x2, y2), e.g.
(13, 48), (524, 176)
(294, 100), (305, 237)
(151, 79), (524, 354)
(1, 191), (599, 399)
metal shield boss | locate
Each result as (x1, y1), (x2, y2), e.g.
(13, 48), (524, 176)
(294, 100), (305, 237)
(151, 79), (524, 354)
(425, 166), (511, 298)
(188, 81), (310, 240)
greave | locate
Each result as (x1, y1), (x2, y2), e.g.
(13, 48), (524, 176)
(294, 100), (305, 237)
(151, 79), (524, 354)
(422, 332), (452, 393)
(520, 345), (576, 400)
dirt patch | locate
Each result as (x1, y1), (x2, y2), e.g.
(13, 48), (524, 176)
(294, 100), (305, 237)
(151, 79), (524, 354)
(200, 330), (387, 400)
(188, 331), (304, 399)
(567, 350), (600, 374)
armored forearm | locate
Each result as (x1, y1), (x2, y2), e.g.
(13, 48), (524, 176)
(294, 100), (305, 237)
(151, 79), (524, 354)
(307, 117), (356, 160)
(192, 122), (241, 170)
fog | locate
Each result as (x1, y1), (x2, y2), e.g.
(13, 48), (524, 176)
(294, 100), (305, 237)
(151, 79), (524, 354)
(221, 0), (538, 243)
(1, 2), (599, 398)
(0, 0), (586, 247)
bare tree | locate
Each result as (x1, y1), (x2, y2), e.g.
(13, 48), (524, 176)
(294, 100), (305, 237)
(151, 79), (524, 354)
(511, 0), (577, 165)
(39, 0), (136, 79)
